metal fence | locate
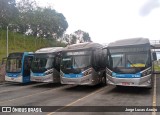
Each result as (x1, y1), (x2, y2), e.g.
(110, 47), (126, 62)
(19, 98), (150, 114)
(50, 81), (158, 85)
(150, 40), (160, 45)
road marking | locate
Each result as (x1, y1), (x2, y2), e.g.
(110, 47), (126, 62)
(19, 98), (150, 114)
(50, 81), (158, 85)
(47, 86), (107, 115)
(0, 85), (76, 104)
(0, 82), (49, 94)
(152, 74), (156, 115)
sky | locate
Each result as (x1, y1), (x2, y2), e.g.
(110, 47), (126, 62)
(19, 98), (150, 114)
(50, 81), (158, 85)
(23, 0), (160, 44)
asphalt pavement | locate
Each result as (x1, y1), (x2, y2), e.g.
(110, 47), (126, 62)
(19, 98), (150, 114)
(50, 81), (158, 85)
(0, 74), (160, 115)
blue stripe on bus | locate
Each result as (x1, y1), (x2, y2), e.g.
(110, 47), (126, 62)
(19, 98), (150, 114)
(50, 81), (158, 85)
(32, 73), (45, 76)
(6, 73), (21, 77)
(112, 72), (141, 78)
(64, 73), (83, 78)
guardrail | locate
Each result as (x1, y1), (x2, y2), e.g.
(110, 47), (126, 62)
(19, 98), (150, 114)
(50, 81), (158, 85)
(150, 40), (160, 45)
(0, 64), (5, 82)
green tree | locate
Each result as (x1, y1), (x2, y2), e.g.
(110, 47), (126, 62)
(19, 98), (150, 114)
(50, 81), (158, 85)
(74, 30), (92, 42)
(17, 0), (68, 38)
(0, 0), (18, 28)
(83, 32), (91, 42)
(70, 34), (77, 44)
(32, 7), (68, 38)
(16, 0), (37, 33)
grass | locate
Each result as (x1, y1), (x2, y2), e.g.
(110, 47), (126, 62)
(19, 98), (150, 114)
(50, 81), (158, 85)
(153, 61), (160, 72)
(154, 65), (160, 72)
(0, 29), (66, 62)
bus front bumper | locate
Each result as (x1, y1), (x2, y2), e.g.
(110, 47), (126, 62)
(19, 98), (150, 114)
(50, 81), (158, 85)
(106, 74), (152, 87)
(61, 74), (100, 86)
(5, 75), (23, 83)
(31, 74), (59, 83)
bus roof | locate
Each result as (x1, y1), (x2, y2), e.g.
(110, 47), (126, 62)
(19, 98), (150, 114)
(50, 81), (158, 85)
(8, 52), (33, 58)
(35, 47), (63, 53)
(107, 38), (150, 48)
(8, 52), (33, 55)
(63, 42), (103, 51)
(8, 52), (23, 55)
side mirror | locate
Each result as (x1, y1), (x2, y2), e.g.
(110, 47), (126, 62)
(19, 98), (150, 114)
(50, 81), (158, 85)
(152, 52), (157, 61)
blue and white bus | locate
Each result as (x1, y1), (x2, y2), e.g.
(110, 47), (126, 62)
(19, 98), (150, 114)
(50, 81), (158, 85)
(5, 52), (33, 83)
(60, 42), (109, 86)
(104, 38), (156, 88)
(30, 47), (63, 83)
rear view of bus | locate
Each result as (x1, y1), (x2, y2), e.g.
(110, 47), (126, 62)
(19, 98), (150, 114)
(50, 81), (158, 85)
(60, 42), (107, 86)
(105, 38), (154, 88)
(5, 52), (33, 83)
(30, 47), (63, 83)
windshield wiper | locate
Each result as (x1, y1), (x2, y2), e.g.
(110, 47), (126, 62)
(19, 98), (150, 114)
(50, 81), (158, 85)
(127, 59), (136, 68)
(115, 57), (123, 67)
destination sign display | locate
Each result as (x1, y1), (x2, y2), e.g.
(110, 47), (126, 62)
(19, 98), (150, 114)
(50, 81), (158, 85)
(65, 51), (91, 56)
(110, 47), (149, 53)
(8, 53), (23, 58)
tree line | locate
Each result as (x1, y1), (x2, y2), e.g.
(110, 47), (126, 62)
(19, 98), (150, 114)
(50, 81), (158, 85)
(0, 0), (91, 44)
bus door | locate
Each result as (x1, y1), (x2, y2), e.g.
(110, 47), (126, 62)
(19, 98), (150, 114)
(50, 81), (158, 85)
(23, 55), (33, 82)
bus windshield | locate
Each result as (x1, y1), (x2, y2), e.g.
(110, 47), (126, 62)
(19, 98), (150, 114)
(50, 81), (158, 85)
(126, 53), (149, 68)
(111, 51), (150, 73)
(6, 58), (22, 73)
(61, 51), (91, 74)
(31, 54), (54, 73)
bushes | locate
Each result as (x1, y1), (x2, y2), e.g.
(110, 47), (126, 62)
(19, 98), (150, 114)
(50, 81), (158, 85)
(0, 30), (66, 62)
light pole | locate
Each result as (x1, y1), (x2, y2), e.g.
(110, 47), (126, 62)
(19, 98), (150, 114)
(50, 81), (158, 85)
(7, 26), (8, 57)
(6, 24), (14, 57)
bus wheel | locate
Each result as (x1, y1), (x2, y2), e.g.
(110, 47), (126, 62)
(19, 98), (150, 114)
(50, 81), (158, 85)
(146, 78), (153, 89)
(116, 85), (123, 88)
(101, 76), (106, 86)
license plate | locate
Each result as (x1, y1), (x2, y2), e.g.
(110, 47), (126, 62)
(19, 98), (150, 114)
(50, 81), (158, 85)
(35, 79), (41, 81)
(121, 82), (130, 86)
(11, 78), (14, 80)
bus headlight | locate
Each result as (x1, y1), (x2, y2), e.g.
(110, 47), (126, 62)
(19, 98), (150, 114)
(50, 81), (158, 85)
(30, 71), (34, 76)
(17, 73), (22, 77)
(44, 70), (53, 75)
(106, 68), (112, 76)
(141, 69), (151, 77)
(60, 71), (64, 77)
(147, 79), (151, 84)
(82, 68), (92, 76)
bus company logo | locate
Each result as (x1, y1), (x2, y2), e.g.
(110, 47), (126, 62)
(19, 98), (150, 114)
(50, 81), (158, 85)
(2, 107), (11, 112)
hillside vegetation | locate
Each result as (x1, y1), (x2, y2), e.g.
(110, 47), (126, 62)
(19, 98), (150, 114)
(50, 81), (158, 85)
(0, 29), (66, 62)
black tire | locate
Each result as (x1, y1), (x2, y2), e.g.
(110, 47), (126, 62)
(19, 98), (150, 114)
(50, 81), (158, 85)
(101, 75), (106, 86)
(146, 77), (153, 89)
(116, 85), (123, 89)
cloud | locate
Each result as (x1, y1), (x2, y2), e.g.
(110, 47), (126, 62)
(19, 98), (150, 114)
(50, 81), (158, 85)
(140, 0), (160, 16)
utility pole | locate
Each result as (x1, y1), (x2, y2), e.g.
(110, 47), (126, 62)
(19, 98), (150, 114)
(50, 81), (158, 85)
(7, 26), (8, 57)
